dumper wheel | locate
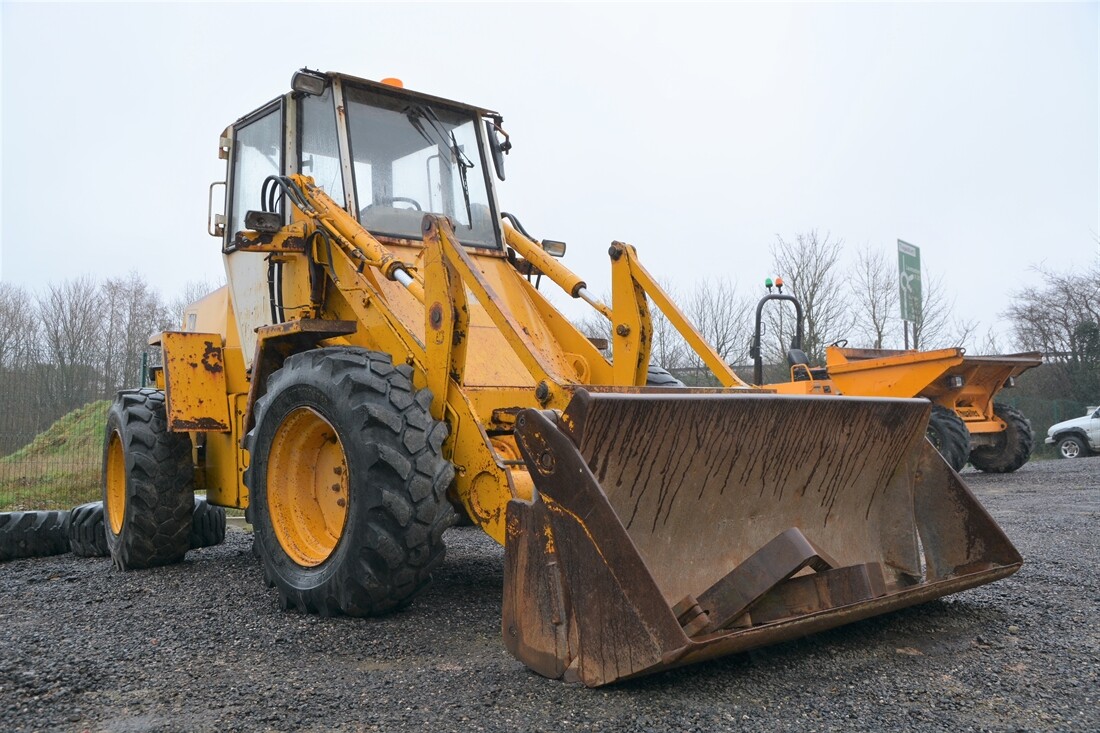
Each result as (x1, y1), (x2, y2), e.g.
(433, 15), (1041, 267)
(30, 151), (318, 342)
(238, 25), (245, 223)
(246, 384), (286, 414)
(245, 347), (456, 617)
(925, 405), (969, 472)
(969, 403), (1033, 473)
(103, 389), (195, 570)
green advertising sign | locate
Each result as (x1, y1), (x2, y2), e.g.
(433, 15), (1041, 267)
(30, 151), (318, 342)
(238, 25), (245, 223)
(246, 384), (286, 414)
(897, 239), (922, 323)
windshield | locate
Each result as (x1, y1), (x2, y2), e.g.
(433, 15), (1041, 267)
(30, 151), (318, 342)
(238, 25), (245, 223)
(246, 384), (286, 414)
(345, 87), (497, 248)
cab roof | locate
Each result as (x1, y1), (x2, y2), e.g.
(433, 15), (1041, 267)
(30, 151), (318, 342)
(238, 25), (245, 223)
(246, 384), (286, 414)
(325, 70), (501, 118)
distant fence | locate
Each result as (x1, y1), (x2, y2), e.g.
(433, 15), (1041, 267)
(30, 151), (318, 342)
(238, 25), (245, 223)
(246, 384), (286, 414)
(998, 395), (1089, 456)
(0, 351), (162, 511)
(0, 396), (109, 511)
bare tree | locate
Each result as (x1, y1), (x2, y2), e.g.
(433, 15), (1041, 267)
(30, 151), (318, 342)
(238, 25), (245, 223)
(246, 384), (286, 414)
(101, 272), (174, 393)
(679, 277), (750, 384)
(910, 268), (978, 350)
(0, 283), (45, 454)
(1006, 263), (1100, 361)
(570, 282), (691, 378)
(36, 277), (103, 413)
(167, 277), (225, 328)
(0, 282), (39, 369)
(976, 326), (1003, 356)
(850, 245), (897, 349)
(767, 231), (854, 364)
(572, 307), (612, 354)
(1005, 262), (1100, 402)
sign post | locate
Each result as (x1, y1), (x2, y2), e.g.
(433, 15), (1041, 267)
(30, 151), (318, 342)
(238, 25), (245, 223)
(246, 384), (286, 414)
(897, 239), (922, 349)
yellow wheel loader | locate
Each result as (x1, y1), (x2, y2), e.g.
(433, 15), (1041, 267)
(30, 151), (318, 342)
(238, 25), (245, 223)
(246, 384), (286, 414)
(101, 70), (1021, 687)
(750, 283), (1042, 473)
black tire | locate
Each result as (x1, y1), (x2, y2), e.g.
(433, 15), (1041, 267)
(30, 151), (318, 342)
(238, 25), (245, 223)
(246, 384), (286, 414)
(189, 496), (226, 549)
(1055, 434), (1088, 459)
(0, 511), (70, 561)
(925, 404), (970, 472)
(69, 497), (221, 558)
(68, 502), (110, 558)
(102, 389), (194, 570)
(969, 403), (1034, 474)
(245, 347), (455, 617)
(646, 363), (685, 387)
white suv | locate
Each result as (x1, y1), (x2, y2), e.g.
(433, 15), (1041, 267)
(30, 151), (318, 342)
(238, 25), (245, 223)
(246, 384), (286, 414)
(1045, 405), (1100, 458)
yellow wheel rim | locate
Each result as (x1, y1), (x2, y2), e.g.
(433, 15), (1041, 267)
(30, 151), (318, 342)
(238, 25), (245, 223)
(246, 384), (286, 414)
(105, 430), (127, 535)
(267, 407), (350, 567)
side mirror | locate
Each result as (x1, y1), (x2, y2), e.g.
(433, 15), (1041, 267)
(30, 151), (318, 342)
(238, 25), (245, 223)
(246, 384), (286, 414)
(245, 210), (282, 234)
(486, 119), (511, 181)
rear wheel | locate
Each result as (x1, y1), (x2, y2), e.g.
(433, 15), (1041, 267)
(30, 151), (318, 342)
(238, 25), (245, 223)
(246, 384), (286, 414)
(925, 405), (970, 472)
(103, 389), (194, 570)
(245, 347), (455, 616)
(1056, 435), (1087, 459)
(969, 403), (1033, 474)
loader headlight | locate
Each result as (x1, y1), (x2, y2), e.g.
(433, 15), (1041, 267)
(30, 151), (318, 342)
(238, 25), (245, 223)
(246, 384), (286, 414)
(291, 69), (327, 96)
(541, 240), (567, 258)
(946, 375), (964, 389)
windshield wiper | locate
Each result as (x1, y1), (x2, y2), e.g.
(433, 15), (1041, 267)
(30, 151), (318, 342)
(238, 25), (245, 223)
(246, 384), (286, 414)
(405, 105), (474, 226)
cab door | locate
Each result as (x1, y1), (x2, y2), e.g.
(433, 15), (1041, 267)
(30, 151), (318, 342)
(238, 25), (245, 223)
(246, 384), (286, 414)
(222, 100), (284, 367)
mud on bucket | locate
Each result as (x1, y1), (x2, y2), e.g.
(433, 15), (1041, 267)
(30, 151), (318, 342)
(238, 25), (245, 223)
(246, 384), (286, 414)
(502, 390), (1021, 687)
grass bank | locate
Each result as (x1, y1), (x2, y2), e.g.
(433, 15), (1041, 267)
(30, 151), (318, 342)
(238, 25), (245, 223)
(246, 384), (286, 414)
(0, 400), (109, 511)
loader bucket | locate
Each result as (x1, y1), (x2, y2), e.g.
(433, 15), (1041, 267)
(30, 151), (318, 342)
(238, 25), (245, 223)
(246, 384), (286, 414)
(502, 390), (1021, 687)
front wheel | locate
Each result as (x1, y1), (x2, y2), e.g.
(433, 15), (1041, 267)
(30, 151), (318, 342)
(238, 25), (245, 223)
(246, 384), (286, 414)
(969, 403), (1033, 474)
(245, 348), (455, 617)
(925, 405), (970, 472)
(1056, 435), (1087, 459)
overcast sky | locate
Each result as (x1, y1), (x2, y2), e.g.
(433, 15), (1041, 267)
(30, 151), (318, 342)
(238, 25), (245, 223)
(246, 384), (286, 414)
(2, 2), (1097, 349)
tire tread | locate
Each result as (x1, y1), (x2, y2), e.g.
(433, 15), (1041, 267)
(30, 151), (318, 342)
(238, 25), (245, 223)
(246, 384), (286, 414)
(0, 510), (70, 561)
(969, 402), (1033, 473)
(246, 347), (455, 617)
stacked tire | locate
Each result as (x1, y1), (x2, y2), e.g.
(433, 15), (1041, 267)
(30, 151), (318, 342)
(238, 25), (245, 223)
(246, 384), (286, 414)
(0, 510), (70, 561)
(68, 497), (226, 558)
(69, 502), (110, 557)
(0, 498), (226, 562)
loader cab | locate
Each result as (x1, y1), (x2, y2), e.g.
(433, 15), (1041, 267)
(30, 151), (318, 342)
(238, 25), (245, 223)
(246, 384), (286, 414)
(218, 70), (506, 363)
(344, 84), (498, 247)
(223, 70), (503, 252)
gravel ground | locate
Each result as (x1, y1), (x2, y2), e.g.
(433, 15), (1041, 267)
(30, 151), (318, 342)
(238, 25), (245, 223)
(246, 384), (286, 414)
(1, 457), (1097, 733)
